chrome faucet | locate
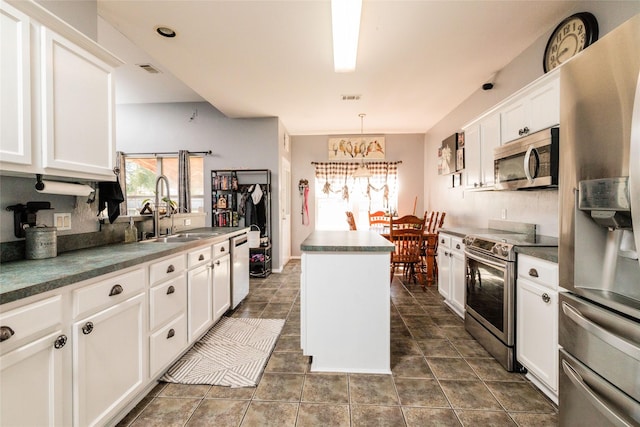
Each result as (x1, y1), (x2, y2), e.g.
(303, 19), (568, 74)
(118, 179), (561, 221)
(154, 175), (172, 238)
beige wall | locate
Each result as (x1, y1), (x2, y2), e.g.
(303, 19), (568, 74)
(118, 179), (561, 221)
(290, 134), (424, 257)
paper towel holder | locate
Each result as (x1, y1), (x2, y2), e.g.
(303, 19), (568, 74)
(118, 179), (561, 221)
(34, 174), (95, 199)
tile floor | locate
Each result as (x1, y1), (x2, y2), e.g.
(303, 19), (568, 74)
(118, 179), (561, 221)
(117, 260), (558, 426)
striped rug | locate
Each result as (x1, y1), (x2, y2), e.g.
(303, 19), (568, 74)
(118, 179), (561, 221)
(160, 317), (285, 388)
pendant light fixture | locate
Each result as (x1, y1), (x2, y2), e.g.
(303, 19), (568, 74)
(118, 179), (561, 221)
(352, 113), (372, 178)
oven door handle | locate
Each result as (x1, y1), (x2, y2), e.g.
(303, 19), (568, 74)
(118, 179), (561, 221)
(561, 359), (637, 427)
(464, 250), (507, 269)
(561, 301), (640, 361)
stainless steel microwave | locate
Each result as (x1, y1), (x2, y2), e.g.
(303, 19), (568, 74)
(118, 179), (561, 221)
(494, 127), (559, 190)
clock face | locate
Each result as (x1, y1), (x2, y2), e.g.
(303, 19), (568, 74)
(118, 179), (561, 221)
(544, 12), (598, 72)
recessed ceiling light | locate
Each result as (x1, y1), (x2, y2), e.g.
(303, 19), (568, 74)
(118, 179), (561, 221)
(155, 26), (176, 38)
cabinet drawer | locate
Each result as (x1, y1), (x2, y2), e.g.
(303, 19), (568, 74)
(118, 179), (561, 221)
(517, 255), (558, 290)
(188, 245), (211, 268)
(0, 296), (62, 351)
(149, 254), (186, 286)
(438, 234), (451, 249)
(149, 313), (187, 377)
(213, 240), (229, 259)
(149, 275), (187, 330)
(73, 268), (145, 319)
(450, 237), (464, 254)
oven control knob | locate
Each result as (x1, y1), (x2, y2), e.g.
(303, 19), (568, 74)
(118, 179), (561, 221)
(501, 246), (509, 256)
(492, 244), (500, 255)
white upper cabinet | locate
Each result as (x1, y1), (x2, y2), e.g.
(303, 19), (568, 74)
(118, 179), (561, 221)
(0, 0), (122, 181)
(462, 111), (500, 190)
(0, 1), (32, 166)
(500, 71), (560, 144)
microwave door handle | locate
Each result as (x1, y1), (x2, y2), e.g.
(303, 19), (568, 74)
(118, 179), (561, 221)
(524, 146), (534, 182)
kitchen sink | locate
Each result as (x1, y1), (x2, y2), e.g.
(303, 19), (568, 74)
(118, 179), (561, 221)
(141, 231), (224, 243)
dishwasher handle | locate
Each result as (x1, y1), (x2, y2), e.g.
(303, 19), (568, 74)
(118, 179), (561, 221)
(235, 236), (248, 247)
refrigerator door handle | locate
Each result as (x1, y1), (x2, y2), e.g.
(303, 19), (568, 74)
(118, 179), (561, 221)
(562, 301), (640, 361)
(561, 359), (636, 427)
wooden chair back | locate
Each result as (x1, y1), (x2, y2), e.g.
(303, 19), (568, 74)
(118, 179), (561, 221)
(426, 211), (446, 233)
(389, 214), (427, 285)
(345, 211), (357, 230)
(368, 210), (389, 227)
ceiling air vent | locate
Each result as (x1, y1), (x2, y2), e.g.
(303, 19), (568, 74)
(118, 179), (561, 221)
(341, 94), (361, 101)
(137, 64), (161, 74)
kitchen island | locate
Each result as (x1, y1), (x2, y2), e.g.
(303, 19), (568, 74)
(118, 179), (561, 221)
(300, 230), (394, 374)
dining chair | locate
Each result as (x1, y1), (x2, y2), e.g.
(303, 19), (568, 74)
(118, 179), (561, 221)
(368, 210), (389, 229)
(345, 211), (357, 230)
(389, 214), (427, 288)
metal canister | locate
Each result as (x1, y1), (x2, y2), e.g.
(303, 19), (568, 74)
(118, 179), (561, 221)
(25, 226), (57, 259)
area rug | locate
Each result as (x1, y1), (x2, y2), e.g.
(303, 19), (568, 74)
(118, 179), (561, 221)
(160, 317), (285, 387)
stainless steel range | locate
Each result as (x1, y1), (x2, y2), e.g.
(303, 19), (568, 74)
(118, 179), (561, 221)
(463, 226), (558, 372)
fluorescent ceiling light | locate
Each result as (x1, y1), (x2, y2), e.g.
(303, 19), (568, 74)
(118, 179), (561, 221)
(331, 0), (362, 72)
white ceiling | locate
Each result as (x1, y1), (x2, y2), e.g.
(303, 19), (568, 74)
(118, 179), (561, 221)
(96, 1), (579, 135)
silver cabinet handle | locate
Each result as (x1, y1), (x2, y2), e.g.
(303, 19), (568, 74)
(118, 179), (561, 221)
(166, 285), (175, 295)
(54, 335), (67, 349)
(198, 254), (205, 261)
(541, 293), (551, 303)
(109, 284), (123, 296)
(528, 268), (539, 278)
(562, 301), (640, 361)
(455, 244), (461, 250)
(561, 359), (636, 427)
(167, 328), (175, 339)
(82, 322), (94, 335)
(215, 260), (221, 266)
(166, 264), (175, 274)
(220, 247), (226, 252)
(0, 326), (15, 342)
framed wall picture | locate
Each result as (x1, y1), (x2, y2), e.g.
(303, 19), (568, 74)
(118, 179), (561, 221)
(457, 132), (465, 148)
(328, 136), (385, 160)
(456, 147), (464, 171)
(439, 133), (457, 175)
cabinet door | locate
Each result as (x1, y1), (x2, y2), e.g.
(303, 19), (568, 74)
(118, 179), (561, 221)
(500, 98), (528, 144)
(41, 28), (115, 179)
(1, 330), (67, 427)
(73, 293), (145, 427)
(462, 123), (481, 189)
(0, 1), (32, 166)
(188, 263), (213, 342)
(450, 245), (466, 318)
(479, 112), (500, 187)
(528, 75), (559, 133)
(213, 254), (231, 321)
(437, 247), (450, 299)
(516, 279), (558, 392)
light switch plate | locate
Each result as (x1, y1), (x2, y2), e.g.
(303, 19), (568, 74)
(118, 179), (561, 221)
(54, 213), (71, 230)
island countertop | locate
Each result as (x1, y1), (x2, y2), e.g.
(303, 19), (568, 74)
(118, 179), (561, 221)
(300, 231), (395, 253)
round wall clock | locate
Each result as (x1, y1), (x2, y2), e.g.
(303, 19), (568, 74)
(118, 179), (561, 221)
(543, 12), (598, 72)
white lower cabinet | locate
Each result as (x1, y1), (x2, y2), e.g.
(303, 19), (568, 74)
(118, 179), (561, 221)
(516, 254), (559, 403)
(437, 233), (466, 318)
(188, 262), (214, 342)
(0, 296), (68, 427)
(212, 253), (231, 322)
(73, 292), (145, 427)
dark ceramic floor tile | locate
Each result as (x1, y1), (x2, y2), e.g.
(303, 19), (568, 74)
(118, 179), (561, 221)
(240, 401), (298, 427)
(450, 339), (491, 357)
(390, 338), (423, 356)
(301, 373), (349, 404)
(245, 289), (275, 302)
(416, 339), (461, 358)
(349, 374), (400, 405)
(205, 385), (256, 400)
(402, 407), (462, 427)
(402, 315), (437, 328)
(509, 411), (559, 426)
(394, 377), (450, 407)
(407, 325), (448, 339)
(158, 383), (211, 398)
(253, 373), (305, 402)
(485, 382), (555, 413)
(456, 410), (517, 426)
(351, 405), (406, 427)
(296, 403), (350, 427)
(427, 358), (478, 380)
(465, 358), (526, 382)
(280, 321), (301, 336)
(391, 355), (434, 378)
(431, 314), (464, 327)
(264, 351), (309, 373)
(439, 325), (474, 340)
(439, 380), (502, 410)
(395, 304), (427, 316)
(186, 399), (249, 426)
(273, 335), (301, 352)
(130, 397), (201, 427)
(116, 395), (153, 426)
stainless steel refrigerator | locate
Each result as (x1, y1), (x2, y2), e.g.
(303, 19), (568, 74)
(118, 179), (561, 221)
(558, 14), (640, 426)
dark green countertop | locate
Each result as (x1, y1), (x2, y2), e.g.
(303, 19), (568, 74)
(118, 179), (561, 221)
(301, 231), (394, 252)
(0, 227), (247, 305)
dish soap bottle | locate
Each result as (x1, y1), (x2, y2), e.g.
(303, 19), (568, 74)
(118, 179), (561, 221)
(125, 217), (138, 243)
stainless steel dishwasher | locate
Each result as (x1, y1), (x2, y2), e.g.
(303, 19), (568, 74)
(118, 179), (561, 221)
(230, 233), (249, 309)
